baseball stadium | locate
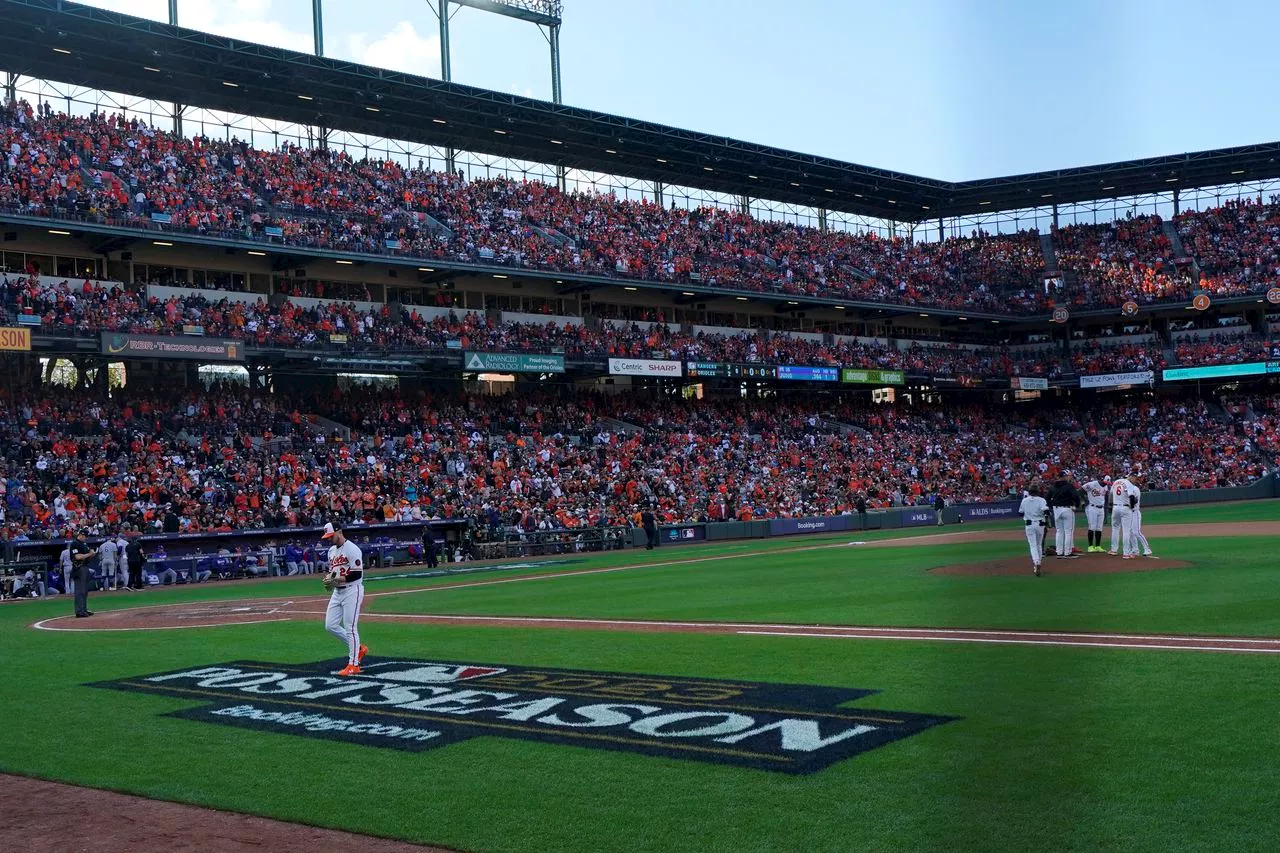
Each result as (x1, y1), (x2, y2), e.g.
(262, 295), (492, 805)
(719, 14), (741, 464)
(2, 1), (1280, 851)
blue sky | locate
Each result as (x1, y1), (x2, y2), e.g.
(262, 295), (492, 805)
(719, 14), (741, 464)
(78, 0), (1280, 180)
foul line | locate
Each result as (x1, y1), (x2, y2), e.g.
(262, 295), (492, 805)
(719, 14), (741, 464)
(737, 630), (1280, 654)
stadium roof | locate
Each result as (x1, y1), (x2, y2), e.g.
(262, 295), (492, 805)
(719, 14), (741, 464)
(5, 0), (1280, 222)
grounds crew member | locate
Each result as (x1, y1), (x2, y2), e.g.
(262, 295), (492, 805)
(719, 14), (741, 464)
(1046, 474), (1081, 559)
(1018, 485), (1049, 576)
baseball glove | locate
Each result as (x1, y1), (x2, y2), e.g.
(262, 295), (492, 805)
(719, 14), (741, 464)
(322, 572), (339, 591)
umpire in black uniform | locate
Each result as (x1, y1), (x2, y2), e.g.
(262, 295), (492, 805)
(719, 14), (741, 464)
(69, 529), (95, 617)
(641, 508), (659, 550)
(421, 525), (440, 569)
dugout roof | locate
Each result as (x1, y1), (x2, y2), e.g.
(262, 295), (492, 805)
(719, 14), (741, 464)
(5, 0), (1280, 222)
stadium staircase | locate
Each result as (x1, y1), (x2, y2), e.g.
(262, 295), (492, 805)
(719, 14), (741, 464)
(1038, 233), (1059, 271)
(818, 417), (871, 438)
(1161, 220), (1191, 262)
(596, 417), (643, 436)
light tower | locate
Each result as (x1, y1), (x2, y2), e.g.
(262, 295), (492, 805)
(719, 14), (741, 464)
(429, 0), (565, 185)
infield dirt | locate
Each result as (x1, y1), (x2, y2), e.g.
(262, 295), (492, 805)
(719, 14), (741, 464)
(1, 774), (456, 853)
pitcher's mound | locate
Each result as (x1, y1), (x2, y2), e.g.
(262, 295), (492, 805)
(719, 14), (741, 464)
(932, 554), (1192, 577)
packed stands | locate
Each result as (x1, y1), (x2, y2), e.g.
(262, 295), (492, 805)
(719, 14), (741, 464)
(1, 384), (1273, 548)
(1177, 197), (1280, 297)
(1174, 333), (1279, 367)
(6, 101), (1280, 312)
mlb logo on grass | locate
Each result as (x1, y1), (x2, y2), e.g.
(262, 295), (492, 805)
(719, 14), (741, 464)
(93, 658), (956, 774)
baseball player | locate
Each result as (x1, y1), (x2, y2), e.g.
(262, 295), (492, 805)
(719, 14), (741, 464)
(1081, 475), (1109, 552)
(1108, 473), (1136, 557)
(321, 522), (368, 676)
(1126, 473), (1156, 559)
(1046, 474), (1080, 559)
(1018, 485), (1049, 576)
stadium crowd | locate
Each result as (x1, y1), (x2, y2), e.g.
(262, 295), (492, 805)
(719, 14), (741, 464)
(3, 101), (1276, 313)
(1, 384), (1273, 550)
(1, 271), (1071, 376)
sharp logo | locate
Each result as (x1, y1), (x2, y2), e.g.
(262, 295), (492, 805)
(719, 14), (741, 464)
(91, 659), (955, 774)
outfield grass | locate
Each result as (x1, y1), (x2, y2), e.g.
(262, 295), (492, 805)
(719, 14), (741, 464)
(2, 498), (1278, 853)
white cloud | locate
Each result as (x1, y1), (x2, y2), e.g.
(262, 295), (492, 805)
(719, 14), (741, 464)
(77, 2), (446, 83)
(74, 0), (313, 52)
(343, 21), (440, 78)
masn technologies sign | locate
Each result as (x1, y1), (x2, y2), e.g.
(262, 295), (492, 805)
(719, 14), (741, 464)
(608, 358), (683, 377)
(465, 352), (565, 374)
(92, 658), (954, 774)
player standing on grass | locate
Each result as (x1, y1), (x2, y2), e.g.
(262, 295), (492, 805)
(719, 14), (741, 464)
(1019, 486), (1049, 576)
(321, 522), (368, 675)
(1081, 475), (1108, 552)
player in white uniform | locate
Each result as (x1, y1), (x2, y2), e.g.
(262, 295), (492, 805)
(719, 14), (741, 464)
(1081, 476), (1108, 553)
(1018, 486), (1049, 576)
(321, 522), (368, 675)
(1126, 473), (1155, 558)
(1108, 475), (1136, 557)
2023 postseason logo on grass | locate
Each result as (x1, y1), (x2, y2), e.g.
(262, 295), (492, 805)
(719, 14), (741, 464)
(92, 659), (956, 774)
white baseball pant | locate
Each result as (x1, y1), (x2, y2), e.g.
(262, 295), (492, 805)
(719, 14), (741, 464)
(1025, 521), (1045, 567)
(1053, 507), (1075, 556)
(101, 558), (118, 589)
(1085, 505), (1104, 533)
(324, 580), (365, 665)
(1111, 507), (1134, 555)
(1130, 508), (1152, 556)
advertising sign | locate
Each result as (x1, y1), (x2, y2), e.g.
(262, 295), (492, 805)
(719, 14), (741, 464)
(465, 352), (566, 374)
(957, 501), (1020, 522)
(1010, 376), (1049, 391)
(840, 368), (905, 386)
(776, 365), (838, 382)
(769, 516), (853, 537)
(100, 333), (244, 362)
(0, 327), (32, 351)
(664, 525), (707, 543)
(1078, 370), (1154, 389)
(1162, 362), (1268, 382)
(608, 357), (683, 377)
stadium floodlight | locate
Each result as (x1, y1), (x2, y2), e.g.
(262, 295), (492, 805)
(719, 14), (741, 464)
(427, 0), (565, 183)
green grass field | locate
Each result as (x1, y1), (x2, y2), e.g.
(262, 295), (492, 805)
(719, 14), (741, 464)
(5, 500), (1280, 853)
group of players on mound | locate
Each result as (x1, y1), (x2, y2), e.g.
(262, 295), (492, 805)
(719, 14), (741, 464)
(1018, 472), (1155, 576)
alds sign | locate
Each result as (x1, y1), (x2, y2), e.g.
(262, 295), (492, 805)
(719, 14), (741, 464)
(92, 658), (954, 774)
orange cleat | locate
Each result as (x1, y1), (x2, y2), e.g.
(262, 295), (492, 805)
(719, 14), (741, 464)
(357, 644), (368, 663)
(337, 663), (362, 676)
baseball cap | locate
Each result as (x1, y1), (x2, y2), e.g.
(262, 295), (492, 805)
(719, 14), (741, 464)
(1103, 475), (1112, 483)
(321, 521), (342, 540)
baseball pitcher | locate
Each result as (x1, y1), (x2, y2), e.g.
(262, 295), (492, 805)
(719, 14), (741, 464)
(321, 522), (368, 675)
